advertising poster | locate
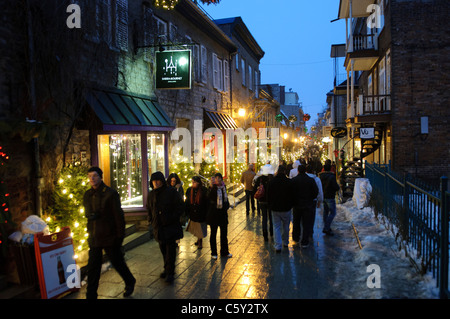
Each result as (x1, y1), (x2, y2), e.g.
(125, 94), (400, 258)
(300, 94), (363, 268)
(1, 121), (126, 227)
(34, 227), (79, 299)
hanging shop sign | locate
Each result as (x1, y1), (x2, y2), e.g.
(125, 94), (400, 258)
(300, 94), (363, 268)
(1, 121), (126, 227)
(156, 50), (192, 89)
(34, 227), (79, 299)
(331, 127), (347, 138)
(360, 127), (375, 139)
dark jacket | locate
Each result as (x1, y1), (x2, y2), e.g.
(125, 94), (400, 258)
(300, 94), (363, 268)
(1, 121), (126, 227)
(185, 186), (208, 223)
(291, 173), (319, 206)
(253, 174), (273, 203)
(267, 173), (294, 212)
(319, 171), (340, 199)
(206, 185), (229, 226)
(147, 184), (183, 242)
(83, 182), (125, 248)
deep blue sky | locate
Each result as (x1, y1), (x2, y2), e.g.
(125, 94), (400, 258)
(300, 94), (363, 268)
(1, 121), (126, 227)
(202, 0), (347, 127)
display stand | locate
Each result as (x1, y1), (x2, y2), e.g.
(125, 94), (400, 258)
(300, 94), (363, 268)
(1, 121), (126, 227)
(34, 227), (79, 299)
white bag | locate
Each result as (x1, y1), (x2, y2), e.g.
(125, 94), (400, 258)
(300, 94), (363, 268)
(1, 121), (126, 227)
(21, 215), (50, 235)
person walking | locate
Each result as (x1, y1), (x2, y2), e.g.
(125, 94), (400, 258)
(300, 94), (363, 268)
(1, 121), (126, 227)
(267, 165), (294, 252)
(167, 173), (186, 226)
(253, 164), (274, 241)
(185, 176), (209, 249)
(319, 162), (340, 236)
(240, 164), (256, 215)
(206, 173), (232, 259)
(306, 164), (323, 237)
(289, 160), (300, 179)
(83, 167), (136, 299)
(291, 165), (319, 248)
(147, 171), (184, 283)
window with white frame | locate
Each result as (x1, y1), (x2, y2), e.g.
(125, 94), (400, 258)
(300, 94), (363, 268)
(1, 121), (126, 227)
(154, 16), (167, 43)
(248, 65), (253, 91)
(241, 58), (246, 86)
(254, 70), (259, 98)
(169, 22), (178, 42)
(223, 60), (230, 92)
(213, 53), (223, 91)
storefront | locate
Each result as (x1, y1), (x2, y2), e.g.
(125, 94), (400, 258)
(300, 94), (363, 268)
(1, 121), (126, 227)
(82, 86), (174, 213)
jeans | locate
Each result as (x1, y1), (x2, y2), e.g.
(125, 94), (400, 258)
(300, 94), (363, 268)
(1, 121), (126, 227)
(245, 190), (255, 213)
(259, 202), (273, 238)
(292, 202), (315, 244)
(86, 244), (135, 299)
(271, 210), (292, 250)
(323, 198), (337, 232)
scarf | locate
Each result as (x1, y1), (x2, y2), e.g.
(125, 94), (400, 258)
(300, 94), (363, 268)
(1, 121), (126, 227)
(216, 183), (228, 209)
(190, 187), (202, 205)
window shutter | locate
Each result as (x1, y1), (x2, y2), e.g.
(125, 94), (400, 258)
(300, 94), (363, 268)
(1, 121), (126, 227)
(201, 46), (207, 84)
(116, 0), (128, 51)
(223, 60), (229, 92)
(143, 6), (153, 61)
(213, 53), (218, 89)
(218, 58), (223, 91)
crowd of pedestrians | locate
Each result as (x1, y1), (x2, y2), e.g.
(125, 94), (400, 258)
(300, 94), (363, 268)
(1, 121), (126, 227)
(81, 158), (339, 298)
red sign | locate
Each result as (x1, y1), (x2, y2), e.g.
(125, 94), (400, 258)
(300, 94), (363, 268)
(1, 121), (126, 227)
(34, 227), (79, 299)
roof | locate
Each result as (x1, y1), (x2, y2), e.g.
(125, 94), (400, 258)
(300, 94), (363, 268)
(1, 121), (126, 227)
(214, 16), (265, 61)
(85, 87), (174, 131)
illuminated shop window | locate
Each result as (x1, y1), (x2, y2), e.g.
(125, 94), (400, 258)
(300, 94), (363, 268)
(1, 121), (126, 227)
(98, 134), (143, 207)
(147, 133), (165, 183)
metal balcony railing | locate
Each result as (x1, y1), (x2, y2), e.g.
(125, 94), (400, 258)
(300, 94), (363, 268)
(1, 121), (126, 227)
(358, 94), (391, 115)
(349, 34), (377, 52)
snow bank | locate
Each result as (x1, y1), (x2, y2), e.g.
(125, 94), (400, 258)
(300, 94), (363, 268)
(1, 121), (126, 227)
(335, 200), (439, 298)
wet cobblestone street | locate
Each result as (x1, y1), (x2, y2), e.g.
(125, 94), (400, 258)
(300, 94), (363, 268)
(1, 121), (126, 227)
(64, 199), (434, 300)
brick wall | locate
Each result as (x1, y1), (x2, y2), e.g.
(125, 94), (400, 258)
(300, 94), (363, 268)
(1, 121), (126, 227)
(390, 0), (450, 183)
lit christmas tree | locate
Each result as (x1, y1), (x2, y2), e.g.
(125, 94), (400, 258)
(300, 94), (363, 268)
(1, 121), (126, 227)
(199, 157), (219, 181)
(229, 153), (246, 183)
(44, 164), (90, 259)
(169, 149), (196, 189)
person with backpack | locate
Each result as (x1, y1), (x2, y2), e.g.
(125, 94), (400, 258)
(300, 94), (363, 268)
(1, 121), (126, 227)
(319, 162), (340, 236)
(253, 164), (274, 241)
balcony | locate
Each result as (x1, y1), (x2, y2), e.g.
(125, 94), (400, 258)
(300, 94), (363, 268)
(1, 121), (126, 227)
(355, 94), (391, 123)
(345, 33), (379, 71)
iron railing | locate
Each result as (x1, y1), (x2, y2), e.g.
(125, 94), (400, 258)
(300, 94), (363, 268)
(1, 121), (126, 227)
(365, 161), (449, 299)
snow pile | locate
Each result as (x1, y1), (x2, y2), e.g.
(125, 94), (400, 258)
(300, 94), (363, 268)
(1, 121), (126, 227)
(333, 200), (439, 298)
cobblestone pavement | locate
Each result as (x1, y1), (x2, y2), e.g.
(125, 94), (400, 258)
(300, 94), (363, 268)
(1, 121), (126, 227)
(63, 199), (431, 300)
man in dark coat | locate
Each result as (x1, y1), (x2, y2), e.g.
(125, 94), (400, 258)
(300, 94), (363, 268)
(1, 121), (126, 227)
(291, 164), (319, 248)
(319, 163), (340, 236)
(267, 165), (294, 252)
(185, 176), (209, 248)
(147, 171), (183, 283)
(83, 167), (135, 299)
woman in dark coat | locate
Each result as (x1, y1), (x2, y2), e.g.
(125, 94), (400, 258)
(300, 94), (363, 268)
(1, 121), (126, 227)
(185, 176), (209, 248)
(147, 171), (183, 283)
(206, 173), (232, 259)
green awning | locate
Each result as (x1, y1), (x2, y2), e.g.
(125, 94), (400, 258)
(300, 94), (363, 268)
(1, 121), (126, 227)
(86, 87), (174, 131)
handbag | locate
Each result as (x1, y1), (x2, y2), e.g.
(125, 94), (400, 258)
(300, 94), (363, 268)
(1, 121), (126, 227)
(254, 184), (265, 200)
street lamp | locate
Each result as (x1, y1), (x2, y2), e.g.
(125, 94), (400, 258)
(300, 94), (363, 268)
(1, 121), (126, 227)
(238, 108), (246, 117)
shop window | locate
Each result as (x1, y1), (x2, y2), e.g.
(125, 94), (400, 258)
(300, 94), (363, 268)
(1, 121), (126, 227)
(147, 133), (165, 178)
(98, 134), (143, 207)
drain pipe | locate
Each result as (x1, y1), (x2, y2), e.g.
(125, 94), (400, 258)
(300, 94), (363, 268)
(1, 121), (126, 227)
(26, 0), (42, 217)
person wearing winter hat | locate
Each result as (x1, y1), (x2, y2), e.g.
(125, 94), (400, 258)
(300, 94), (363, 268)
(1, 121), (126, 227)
(83, 166), (136, 299)
(147, 171), (183, 283)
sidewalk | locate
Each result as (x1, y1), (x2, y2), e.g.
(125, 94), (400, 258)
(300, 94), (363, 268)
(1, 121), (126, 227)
(64, 198), (436, 299)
